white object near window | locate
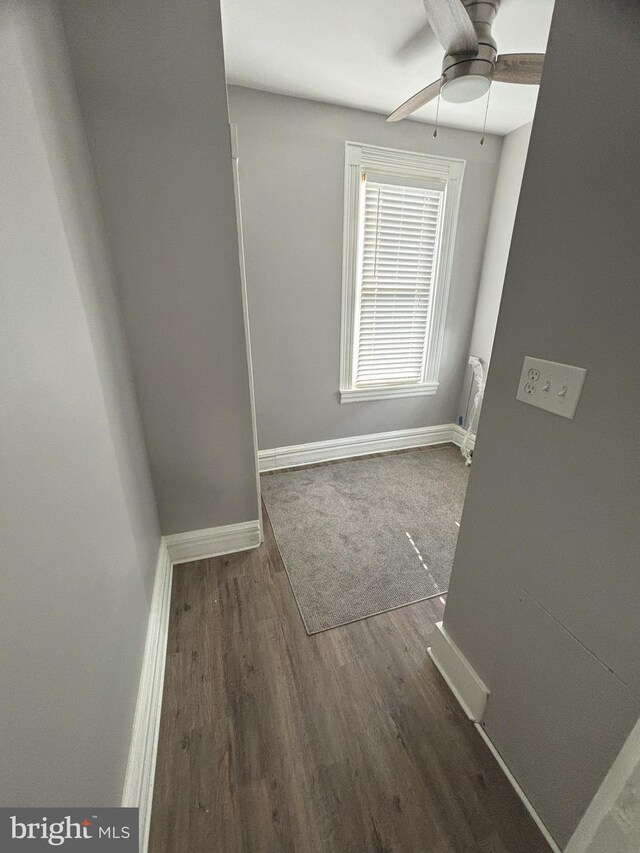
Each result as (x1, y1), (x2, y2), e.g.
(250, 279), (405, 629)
(340, 142), (465, 403)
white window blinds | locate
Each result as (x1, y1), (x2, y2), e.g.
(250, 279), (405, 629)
(353, 178), (444, 387)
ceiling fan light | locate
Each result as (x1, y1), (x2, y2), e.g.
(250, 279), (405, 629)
(440, 74), (491, 104)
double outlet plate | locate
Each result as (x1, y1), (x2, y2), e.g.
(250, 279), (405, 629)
(516, 356), (587, 419)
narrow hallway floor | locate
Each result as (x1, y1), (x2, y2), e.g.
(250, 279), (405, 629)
(149, 503), (550, 853)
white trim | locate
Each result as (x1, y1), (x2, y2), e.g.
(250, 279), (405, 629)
(340, 382), (438, 403)
(565, 714), (640, 853)
(339, 144), (363, 397)
(339, 141), (465, 404)
(122, 540), (173, 852)
(164, 519), (262, 565)
(258, 423), (457, 472)
(475, 725), (562, 853)
(451, 423), (476, 451)
(427, 621), (489, 722)
(230, 123), (263, 544)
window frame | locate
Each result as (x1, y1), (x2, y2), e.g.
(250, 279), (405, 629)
(339, 141), (465, 403)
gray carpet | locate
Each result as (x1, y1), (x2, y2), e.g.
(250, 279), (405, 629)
(261, 445), (469, 634)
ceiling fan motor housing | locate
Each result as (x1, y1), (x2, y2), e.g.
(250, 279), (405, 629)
(441, 0), (499, 102)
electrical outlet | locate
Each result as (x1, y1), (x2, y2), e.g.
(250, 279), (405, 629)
(516, 357), (587, 419)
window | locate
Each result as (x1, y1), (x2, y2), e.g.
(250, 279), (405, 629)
(340, 142), (464, 402)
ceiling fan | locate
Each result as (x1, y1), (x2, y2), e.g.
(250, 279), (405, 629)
(387, 0), (544, 122)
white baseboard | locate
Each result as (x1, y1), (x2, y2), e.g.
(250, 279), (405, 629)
(475, 725), (562, 853)
(123, 520), (262, 850)
(428, 622), (560, 852)
(451, 423), (476, 451)
(122, 540), (173, 852)
(259, 423), (458, 472)
(164, 519), (262, 565)
(428, 621), (489, 722)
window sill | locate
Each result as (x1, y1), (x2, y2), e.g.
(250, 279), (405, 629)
(340, 383), (439, 403)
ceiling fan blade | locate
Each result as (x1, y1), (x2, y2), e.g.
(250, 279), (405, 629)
(493, 53), (545, 84)
(387, 79), (441, 122)
(422, 0), (478, 55)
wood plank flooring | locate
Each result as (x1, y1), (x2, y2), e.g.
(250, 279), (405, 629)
(149, 502), (550, 853)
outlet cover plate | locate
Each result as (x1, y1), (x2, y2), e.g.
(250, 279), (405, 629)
(516, 357), (587, 419)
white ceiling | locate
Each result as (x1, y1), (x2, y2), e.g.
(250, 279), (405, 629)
(220, 0), (555, 136)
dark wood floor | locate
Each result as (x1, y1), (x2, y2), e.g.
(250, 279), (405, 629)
(149, 503), (550, 853)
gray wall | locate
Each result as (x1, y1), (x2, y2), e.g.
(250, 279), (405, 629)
(467, 121), (532, 367)
(443, 0), (640, 846)
(0, 0), (159, 805)
(61, 0), (259, 535)
(458, 121), (531, 422)
(228, 86), (502, 450)
(566, 715), (640, 853)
